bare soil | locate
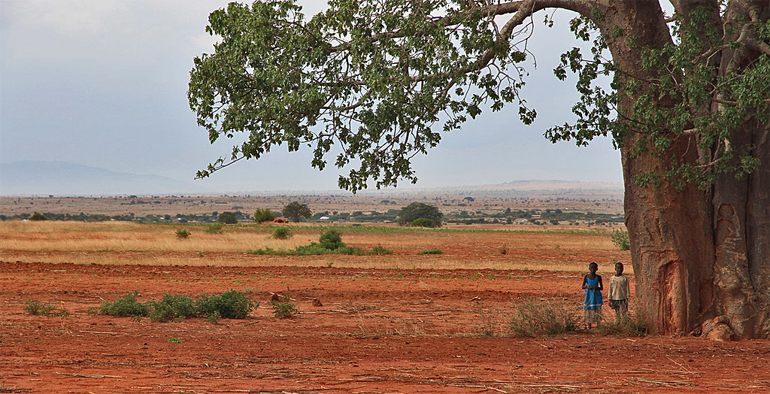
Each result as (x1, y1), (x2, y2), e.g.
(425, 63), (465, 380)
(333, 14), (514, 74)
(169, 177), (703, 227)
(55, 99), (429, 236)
(2, 260), (769, 394)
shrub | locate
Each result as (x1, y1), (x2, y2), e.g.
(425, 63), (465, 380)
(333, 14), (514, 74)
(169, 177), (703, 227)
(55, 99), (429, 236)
(93, 291), (150, 317)
(272, 227), (292, 239)
(417, 248), (443, 255)
(254, 208), (277, 223)
(318, 229), (344, 249)
(205, 223), (224, 234)
(370, 244), (394, 255)
(195, 289), (257, 319)
(247, 247), (280, 255)
(25, 300), (69, 317)
(29, 212), (48, 221)
(610, 229), (630, 250)
(176, 229), (191, 239)
(271, 296), (299, 318)
(147, 294), (197, 322)
(411, 218), (436, 227)
(509, 299), (579, 337)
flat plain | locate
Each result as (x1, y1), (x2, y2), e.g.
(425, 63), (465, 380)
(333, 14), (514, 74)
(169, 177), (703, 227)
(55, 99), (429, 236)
(1, 193), (769, 393)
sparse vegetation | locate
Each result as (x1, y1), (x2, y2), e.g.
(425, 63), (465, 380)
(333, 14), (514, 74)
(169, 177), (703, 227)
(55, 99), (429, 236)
(176, 228), (191, 239)
(254, 208), (277, 223)
(599, 310), (649, 337)
(417, 248), (443, 255)
(91, 290), (257, 321)
(148, 294), (197, 322)
(195, 290), (257, 319)
(271, 227), (292, 239)
(92, 291), (150, 317)
(24, 300), (69, 317)
(271, 296), (299, 318)
(205, 223), (224, 234)
(509, 299), (579, 337)
(249, 229), (389, 256)
(610, 229), (630, 250)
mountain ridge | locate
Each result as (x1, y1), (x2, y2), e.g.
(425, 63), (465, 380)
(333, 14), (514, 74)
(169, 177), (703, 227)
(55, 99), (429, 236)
(0, 161), (623, 196)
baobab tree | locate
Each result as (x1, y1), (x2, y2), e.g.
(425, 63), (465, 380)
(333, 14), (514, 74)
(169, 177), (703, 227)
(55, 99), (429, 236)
(188, 0), (770, 338)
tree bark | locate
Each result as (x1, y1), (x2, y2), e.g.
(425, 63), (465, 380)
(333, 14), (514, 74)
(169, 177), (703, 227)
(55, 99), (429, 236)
(590, 0), (769, 338)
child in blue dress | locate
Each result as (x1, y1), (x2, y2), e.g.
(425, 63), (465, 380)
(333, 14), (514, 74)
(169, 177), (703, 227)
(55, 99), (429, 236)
(582, 262), (604, 329)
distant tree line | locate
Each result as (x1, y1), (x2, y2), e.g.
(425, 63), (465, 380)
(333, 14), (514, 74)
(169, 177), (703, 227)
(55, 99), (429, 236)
(2, 205), (623, 225)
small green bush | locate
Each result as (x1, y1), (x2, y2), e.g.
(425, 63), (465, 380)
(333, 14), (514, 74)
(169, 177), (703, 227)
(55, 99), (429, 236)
(196, 289), (257, 319)
(205, 224), (224, 234)
(319, 229), (345, 249)
(94, 291), (150, 317)
(509, 299), (579, 337)
(610, 229), (630, 250)
(176, 229), (191, 239)
(417, 248), (443, 255)
(254, 208), (277, 223)
(272, 227), (292, 239)
(247, 247), (281, 255)
(370, 244), (394, 255)
(148, 294), (197, 322)
(25, 300), (69, 317)
(271, 296), (299, 318)
(29, 212), (48, 221)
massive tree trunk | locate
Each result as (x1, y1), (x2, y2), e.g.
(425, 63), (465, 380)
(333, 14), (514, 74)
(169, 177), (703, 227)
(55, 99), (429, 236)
(592, 1), (770, 338)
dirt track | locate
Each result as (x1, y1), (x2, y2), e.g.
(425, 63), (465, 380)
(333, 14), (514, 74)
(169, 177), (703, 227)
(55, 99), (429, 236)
(2, 261), (769, 394)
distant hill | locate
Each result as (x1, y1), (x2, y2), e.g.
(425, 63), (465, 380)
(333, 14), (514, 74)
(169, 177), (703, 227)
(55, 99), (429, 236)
(365, 180), (624, 196)
(0, 161), (210, 196)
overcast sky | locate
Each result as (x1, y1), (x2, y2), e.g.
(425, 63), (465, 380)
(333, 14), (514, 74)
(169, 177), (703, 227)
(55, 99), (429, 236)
(0, 0), (623, 193)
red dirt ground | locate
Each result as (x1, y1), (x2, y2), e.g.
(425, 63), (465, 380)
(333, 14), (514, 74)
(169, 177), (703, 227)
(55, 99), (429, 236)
(1, 260), (769, 394)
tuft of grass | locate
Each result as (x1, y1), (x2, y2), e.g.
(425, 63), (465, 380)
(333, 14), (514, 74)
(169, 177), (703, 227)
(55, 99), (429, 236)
(270, 296), (299, 318)
(370, 244), (394, 255)
(205, 224), (224, 234)
(24, 300), (70, 317)
(599, 310), (648, 337)
(176, 229), (191, 239)
(509, 299), (580, 337)
(417, 248), (443, 255)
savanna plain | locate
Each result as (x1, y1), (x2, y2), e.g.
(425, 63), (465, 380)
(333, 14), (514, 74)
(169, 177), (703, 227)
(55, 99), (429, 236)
(1, 194), (769, 394)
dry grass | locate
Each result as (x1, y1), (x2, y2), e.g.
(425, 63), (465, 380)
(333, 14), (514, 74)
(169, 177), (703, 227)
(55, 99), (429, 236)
(0, 221), (631, 272)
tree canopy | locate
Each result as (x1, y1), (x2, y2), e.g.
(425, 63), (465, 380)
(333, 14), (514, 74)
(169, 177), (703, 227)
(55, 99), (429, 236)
(397, 202), (443, 227)
(282, 202), (313, 222)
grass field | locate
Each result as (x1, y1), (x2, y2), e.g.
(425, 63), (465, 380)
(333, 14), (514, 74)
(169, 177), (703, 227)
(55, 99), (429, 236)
(0, 220), (629, 272)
